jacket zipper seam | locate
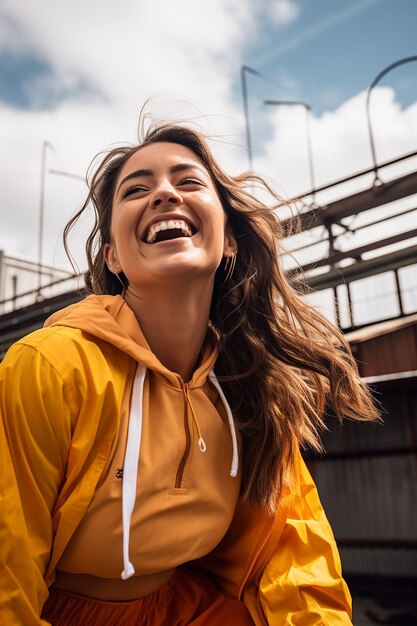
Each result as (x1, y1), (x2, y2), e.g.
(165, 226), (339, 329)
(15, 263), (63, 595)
(238, 516), (276, 600)
(174, 383), (191, 489)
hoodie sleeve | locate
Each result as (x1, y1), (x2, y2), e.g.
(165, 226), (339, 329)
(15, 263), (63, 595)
(0, 341), (72, 626)
(256, 449), (353, 625)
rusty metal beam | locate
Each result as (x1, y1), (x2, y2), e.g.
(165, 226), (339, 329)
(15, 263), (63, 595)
(291, 228), (417, 275)
(282, 170), (417, 235)
(297, 244), (417, 291)
(279, 148), (417, 206)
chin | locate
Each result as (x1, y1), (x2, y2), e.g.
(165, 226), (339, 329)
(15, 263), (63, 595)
(132, 261), (217, 288)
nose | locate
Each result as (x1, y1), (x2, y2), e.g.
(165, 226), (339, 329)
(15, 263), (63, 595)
(151, 181), (182, 208)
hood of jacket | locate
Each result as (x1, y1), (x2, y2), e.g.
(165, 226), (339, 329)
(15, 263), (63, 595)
(45, 294), (219, 388)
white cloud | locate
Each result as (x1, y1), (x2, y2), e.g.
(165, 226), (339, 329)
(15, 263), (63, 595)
(0, 95), (249, 270)
(266, 0), (300, 26)
(257, 87), (417, 201)
(0, 11), (33, 55)
(0, 0), (254, 106)
(0, 0), (256, 269)
(0, 0), (416, 306)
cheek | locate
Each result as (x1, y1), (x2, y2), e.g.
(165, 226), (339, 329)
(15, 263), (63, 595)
(107, 205), (119, 239)
(109, 210), (130, 246)
(216, 214), (228, 246)
(204, 197), (226, 227)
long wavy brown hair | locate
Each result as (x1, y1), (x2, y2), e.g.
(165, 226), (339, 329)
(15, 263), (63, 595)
(64, 123), (378, 511)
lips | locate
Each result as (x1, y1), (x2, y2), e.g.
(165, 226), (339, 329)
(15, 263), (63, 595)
(143, 217), (197, 244)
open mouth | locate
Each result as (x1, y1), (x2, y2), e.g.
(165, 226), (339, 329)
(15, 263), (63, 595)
(144, 219), (196, 244)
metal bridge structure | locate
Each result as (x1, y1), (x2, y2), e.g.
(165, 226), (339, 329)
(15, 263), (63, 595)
(1, 57), (417, 624)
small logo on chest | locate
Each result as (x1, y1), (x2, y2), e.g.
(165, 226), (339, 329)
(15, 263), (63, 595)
(115, 468), (124, 480)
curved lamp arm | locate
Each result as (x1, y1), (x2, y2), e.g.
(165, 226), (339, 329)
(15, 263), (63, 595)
(366, 55), (417, 185)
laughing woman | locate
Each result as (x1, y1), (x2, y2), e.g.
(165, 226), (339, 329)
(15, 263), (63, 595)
(0, 123), (378, 625)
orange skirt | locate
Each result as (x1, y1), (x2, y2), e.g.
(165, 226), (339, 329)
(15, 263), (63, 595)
(41, 566), (254, 626)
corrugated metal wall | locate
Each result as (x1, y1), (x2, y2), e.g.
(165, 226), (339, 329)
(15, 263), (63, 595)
(305, 380), (417, 579)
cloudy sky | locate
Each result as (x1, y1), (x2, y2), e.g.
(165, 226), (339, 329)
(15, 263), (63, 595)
(0, 0), (416, 291)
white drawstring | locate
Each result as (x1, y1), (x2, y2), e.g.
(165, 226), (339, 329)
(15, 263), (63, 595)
(120, 364), (146, 580)
(209, 371), (239, 478)
(120, 365), (238, 581)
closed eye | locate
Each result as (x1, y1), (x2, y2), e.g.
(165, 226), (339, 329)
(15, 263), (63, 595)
(177, 177), (204, 187)
(121, 184), (148, 198)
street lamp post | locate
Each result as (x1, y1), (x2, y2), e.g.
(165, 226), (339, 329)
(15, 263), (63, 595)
(37, 141), (52, 293)
(37, 150), (85, 296)
(241, 65), (264, 171)
(264, 100), (316, 204)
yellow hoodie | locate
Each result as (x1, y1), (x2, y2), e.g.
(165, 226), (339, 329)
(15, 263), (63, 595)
(0, 295), (352, 625)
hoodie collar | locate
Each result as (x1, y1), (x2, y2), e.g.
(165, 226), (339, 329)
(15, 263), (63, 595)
(45, 294), (219, 388)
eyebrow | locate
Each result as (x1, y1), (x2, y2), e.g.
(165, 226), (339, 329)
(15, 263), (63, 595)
(116, 162), (207, 195)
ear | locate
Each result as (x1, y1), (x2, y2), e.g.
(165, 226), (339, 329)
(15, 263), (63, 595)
(223, 224), (238, 258)
(103, 242), (121, 274)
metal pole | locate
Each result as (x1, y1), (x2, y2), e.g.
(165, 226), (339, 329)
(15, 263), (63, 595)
(394, 268), (404, 316)
(304, 106), (316, 204)
(241, 67), (252, 171)
(241, 65), (264, 171)
(325, 221), (341, 326)
(37, 141), (49, 293)
(346, 281), (354, 328)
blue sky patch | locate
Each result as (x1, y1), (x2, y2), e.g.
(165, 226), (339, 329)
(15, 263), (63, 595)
(0, 51), (100, 110)
(240, 0), (417, 114)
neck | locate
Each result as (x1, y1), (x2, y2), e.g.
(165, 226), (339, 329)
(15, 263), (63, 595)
(124, 278), (214, 382)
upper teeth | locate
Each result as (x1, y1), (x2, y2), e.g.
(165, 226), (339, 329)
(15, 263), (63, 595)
(146, 219), (193, 243)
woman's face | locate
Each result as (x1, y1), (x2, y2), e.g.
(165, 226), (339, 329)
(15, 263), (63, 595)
(104, 141), (237, 290)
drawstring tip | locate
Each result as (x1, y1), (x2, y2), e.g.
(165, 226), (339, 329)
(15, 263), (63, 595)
(121, 562), (135, 580)
(198, 437), (207, 453)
